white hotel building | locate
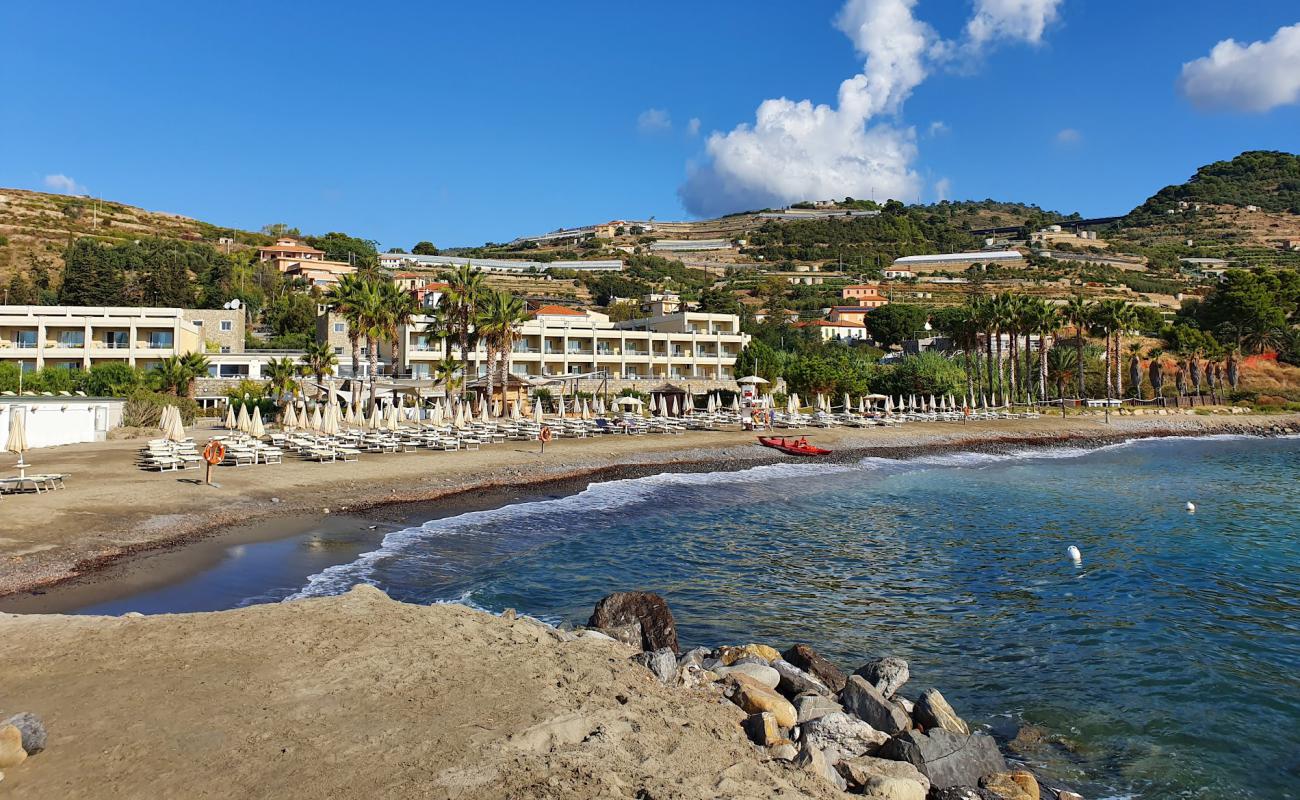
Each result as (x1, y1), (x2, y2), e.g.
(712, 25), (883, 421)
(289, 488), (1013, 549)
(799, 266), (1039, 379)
(393, 306), (749, 388)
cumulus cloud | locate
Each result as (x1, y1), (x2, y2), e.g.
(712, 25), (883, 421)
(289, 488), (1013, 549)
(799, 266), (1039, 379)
(686, 117), (701, 137)
(637, 108), (672, 134)
(678, 0), (1063, 217)
(43, 173), (87, 195)
(934, 177), (952, 201)
(1055, 127), (1082, 145)
(1178, 22), (1300, 112)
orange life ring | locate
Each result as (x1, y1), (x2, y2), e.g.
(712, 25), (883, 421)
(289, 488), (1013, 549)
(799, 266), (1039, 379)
(539, 425), (553, 443)
(203, 440), (226, 465)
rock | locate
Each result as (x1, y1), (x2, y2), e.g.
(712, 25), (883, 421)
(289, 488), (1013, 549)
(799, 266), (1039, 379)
(501, 608), (517, 621)
(795, 693), (844, 723)
(123, 611), (144, 618)
(783, 643), (848, 693)
(599, 621), (644, 649)
(632, 648), (678, 684)
(587, 591), (679, 653)
(717, 643), (781, 664)
(914, 688), (970, 735)
(840, 675), (912, 735)
(860, 776), (927, 800)
(678, 663), (714, 690)
(713, 662), (780, 690)
(896, 695), (915, 714)
(743, 712), (781, 746)
(730, 655), (769, 667)
(793, 741), (847, 791)
(578, 629), (616, 642)
(769, 741), (799, 761)
(855, 656), (910, 697)
(1056, 791), (1084, 800)
(928, 787), (1002, 800)
(800, 712), (889, 760)
(878, 728), (1008, 790)
(723, 673), (798, 728)
(2, 714), (45, 756)
(0, 726), (25, 769)
(980, 770), (1040, 800)
(837, 755), (930, 795)
(678, 646), (711, 669)
(771, 659), (831, 699)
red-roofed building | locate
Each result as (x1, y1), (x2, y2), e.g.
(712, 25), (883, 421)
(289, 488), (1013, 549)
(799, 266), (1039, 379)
(259, 237), (355, 286)
(258, 237), (326, 262)
(840, 284), (888, 307)
(828, 306), (883, 326)
(531, 304), (586, 318)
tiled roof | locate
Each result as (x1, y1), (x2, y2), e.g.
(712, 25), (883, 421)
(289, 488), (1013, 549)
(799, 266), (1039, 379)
(532, 304), (585, 317)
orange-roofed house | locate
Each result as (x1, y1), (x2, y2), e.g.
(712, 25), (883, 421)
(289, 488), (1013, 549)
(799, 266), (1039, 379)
(840, 284), (888, 307)
(794, 319), (870, 342)
(828, 306), (883, 326)
(259, 237), (355, 286)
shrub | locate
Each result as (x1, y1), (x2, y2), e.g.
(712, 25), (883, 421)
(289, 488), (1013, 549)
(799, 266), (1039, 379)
(122, 390), (199, 427)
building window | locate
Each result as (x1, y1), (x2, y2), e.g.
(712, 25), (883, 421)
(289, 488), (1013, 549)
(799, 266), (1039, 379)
(218, 364), (248, 378)
(58, 331), (85, 348)
(333, 347), (343, 355)
(220, 346), (231, 353)
(148, 331), (174, 349)
(334, 323), (345, 333)
(104, 331), (129, 349)
(192, 320), (203, 327)
(220, 320), (233, 332)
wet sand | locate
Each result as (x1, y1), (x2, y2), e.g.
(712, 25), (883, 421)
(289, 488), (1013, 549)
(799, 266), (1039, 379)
(1, 411), (1294, 606)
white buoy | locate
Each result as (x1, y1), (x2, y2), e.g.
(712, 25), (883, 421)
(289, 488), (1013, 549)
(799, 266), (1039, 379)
(1067, 545), (1082, 566)
(1186, 501), (1196, 513)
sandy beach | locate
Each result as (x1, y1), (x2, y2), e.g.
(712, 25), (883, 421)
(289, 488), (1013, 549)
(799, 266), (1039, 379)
(2, 411), (1297, 603)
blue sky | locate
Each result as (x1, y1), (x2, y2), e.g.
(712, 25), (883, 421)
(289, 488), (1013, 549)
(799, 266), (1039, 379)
(2, 1), (1297, 249)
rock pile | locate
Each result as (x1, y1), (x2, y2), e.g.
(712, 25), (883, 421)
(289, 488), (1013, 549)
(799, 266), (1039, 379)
(0, 711), (47, 784)
(588, 591), (1082, 800)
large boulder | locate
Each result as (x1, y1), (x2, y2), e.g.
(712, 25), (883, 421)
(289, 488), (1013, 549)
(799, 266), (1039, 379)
(840, 675), (912, 735)
(0, 726), (25, 769)
(598, 621), (644, 649)
(795, 693), (844, 723)
(2, 714), (45, 756)
(914, 688), (970, 735)
(587, 591), (679, 653)
(717, 644), (781, 664)
(979, 770), (1040, 800)
(632, 648), (678, 684)
(743, 712), (782, 746)
(714, 662), (781, 690)
(793, 741), (848, 791)
(855, 656), (910, 698)
(927, 788), (1002, 800)
(860, 776), (927, 800)
(723, 673), (797, 728)
(878, 728), (1008, 790)
(771, 659), (831, 699)
(799, 712), (889, 761)
(836, 755), (930, 795)
(783, 643), (848, 693)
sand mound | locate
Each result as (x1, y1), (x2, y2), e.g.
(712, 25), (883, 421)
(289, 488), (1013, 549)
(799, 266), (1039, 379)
(0, 586), (842, 799)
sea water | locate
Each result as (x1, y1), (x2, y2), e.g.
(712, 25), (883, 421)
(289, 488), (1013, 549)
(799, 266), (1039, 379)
(89, 436), (1300, 798)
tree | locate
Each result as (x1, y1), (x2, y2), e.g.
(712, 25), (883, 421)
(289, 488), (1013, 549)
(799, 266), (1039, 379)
(59, 238), (125, 305)
(263, 357), (302, 401)
(84, 362), (140, 396)
(866, 303), (927, 348)
(150, 356), (190, 396)
(475, 290), (529, 413)
(444, 264), (486, 373)
(326, 273), (369, 381)
(179, 352), (210, 398)
(875, 352), (967, 397)
(1196, 269), (1291, 353)
(412, 241), (439, 256)
(6, 272), (33, 304)
(1060, 296), (1092, 399)
(301, 341), (339, 385)
(306, 232), (379, 269)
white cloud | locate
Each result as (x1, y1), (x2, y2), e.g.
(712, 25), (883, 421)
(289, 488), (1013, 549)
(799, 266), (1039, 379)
(637, 108), (672, 134)
(678, 0), (1063, 217)
(927, 120), (950, 137)
(1055, 127), (1082, 145)
(686, 117), (701, 137)
(1178, 23), (1300, 112)
(43, 173), (87, 195)
(966, 0), (1061, 47)
(934, 177), (952, 201)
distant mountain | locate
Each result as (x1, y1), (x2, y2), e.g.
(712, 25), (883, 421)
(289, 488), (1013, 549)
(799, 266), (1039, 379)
(1125, 150), (1300, 222)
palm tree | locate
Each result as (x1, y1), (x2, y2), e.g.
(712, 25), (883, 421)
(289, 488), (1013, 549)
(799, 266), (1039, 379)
(948, 303), (982, 403)
(1147, 348), (1166, 402)
(1126, 343), (1143, 400)
(1225, 345), (1241, 393)
(434, 356), (462, 399)
(179, 352), (210, 398)
(444, 263), (486, 372)
(264, 356), (302, 403)
(302, 341), (339, 385)
(475, 290), (529, 414)
(378, 281), (420, 378)
(1026, 299), (1058, 402)
(325, 273), (368, 381)
(151, 356), (190, 396)
(1047, 346), (1078, 401)
(989, 293), (1012, 405)
(1060, 295), (1091, 399)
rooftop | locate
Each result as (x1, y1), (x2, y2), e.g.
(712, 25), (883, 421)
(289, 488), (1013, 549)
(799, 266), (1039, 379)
(893, 250), (1023, 265)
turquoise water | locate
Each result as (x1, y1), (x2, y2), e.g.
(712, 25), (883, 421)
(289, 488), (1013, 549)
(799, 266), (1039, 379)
(77, 436), (1300, 798)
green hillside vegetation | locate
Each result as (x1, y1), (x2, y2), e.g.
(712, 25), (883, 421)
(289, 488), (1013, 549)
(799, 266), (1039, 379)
(1124, 151), (1300, 220)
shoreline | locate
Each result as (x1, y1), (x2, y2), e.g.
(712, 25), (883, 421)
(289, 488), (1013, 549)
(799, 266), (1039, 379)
(4, 412), (1298, 613)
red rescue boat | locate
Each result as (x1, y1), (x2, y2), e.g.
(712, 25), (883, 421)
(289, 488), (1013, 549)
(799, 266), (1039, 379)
(757, 436), (833, 457)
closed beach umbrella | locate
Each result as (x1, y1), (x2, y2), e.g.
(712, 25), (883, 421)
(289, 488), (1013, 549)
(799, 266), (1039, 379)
(236, 403), (250, 433)
(168, 406), (187, 442)
(385, 403), (400, 431)
(8, 405), (30, 476)
(307, 405), (321, 432)
(707, 394), (716, 413)
(649, 394), (658, 415)
(533, 398), (543, 424)
(929, 394), (937, 412)
(224, 404), (237, 431)
(596, 396), (606, 416)
(557, 395), (566, 418)
(321, 402), (340, 436)
(367, 404), (381, 431)
(731, 396), (740, 412)
(282, 402), (299, 430)
(455, 403), (467, 429)
(249, 406), (265, 438)
(669, 396), (679, 417)
(477, 399), (489, 424)
(511, 400), (522, 421)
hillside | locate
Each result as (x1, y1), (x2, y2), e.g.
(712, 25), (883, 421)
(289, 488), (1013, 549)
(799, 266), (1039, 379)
(1108, 151), (1300, 269)
(0, 188), (266, 285)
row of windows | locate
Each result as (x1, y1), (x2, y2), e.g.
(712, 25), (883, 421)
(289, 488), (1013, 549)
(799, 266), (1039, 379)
(9, 331), (173, 348)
